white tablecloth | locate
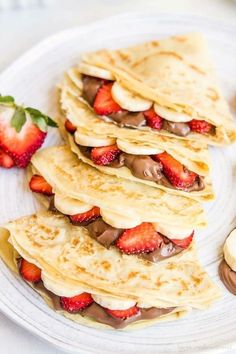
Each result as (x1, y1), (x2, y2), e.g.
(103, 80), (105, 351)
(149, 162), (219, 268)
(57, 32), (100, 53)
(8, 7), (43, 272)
(0, 0), (236, 353)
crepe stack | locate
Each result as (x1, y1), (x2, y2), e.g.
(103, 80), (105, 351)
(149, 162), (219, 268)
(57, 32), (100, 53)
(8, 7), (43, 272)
(2, 32), (234, 330)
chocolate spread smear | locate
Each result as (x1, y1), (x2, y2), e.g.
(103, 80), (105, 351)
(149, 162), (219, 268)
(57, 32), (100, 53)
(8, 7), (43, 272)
(82, 75), (103, 105)
(109, 111), (146, 128)
(30, 280), (175, 329)
(78, 145), (205, 192)
(162, 120), (191, 137)
(219, 259), (236, 295)
(85, 218), (124, 248)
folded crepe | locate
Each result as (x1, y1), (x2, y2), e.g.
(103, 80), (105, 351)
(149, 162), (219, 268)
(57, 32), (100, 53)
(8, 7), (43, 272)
(0, 212), (220, 329)
(71, 32), (236, 145)
(59, 75), (214, 201)
(28, 145), (207, 263)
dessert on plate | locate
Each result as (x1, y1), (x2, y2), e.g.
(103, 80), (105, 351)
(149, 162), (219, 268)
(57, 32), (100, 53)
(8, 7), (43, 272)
(70, 33), (236, 145)
(0, 211), (220, 329)
(28, 145), (206, 263)
(58, 77), (214, 201)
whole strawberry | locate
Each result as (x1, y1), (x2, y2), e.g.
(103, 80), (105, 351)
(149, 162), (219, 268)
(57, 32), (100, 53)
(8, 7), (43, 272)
(0, 94), (57, 168)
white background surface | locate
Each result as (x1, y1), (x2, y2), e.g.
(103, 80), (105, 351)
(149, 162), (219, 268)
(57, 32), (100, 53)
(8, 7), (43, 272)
(0, 1), (236, 353)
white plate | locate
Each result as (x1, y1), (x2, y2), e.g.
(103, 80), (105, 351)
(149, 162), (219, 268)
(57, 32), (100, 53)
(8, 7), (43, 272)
(0, 13), (236, 354)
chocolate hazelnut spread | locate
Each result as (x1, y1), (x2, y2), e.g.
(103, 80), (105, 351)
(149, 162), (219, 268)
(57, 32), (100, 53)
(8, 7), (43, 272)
(162, 120), (191, 137)
(219, 259), (236, 295)
(31, 280), (175, 329)
(109, 111), (146, 127)
(47, 197), (187, 263)
(82, 75), (103, 105)
(141, 236), (183, 262)
(77, 145), (205, 192)
(85, 218), (124, 248)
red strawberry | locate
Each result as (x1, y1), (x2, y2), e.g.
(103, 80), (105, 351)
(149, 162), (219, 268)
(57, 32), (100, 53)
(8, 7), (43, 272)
(116, 222), (163, 255)
(60, 293), (93, 313)
(0, 148), (14, 168)
(154, 152), (197, 189)
(29, 174), (53, 196)
(93, 83), (123, 115)
(91, 144), (121, 166)
(188, 119), (213, 134)
(171, 232), (194, 249)
(0, 115), (46, 168)
(19, 258), (41, 283)
(144, 107), (163, 130)
(69, 206), (100, 224)
(64, 119), (76, 134)
(106, 306), (140, 319)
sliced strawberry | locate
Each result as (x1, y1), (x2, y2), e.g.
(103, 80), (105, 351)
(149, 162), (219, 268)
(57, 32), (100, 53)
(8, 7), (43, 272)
(188, 119), (214, 134)
(91, 144), (121, 166)
(69, 206), (100, 224)
(0, 148), (14, 168)
(19, 258), (41, 283)
(64, 119), (76, 134)
(106, 306), (140, 319)
(93, 83), (123, 115)
(29, 174), (53, 196)
(0, 115), (46, 168)
(144, 107), (163, 130)
(60, 293), (93, 313)
(171, 232), (194, 249)
(154, 152), (197, 189)
(116, 222), (163, 255)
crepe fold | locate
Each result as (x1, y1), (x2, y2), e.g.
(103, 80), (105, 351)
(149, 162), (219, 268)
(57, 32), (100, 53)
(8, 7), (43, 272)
(59, 73), (214, 201)
(0, 212), (220, 329)
(78, 33), (236, 145)
(31, 145), (207, 228)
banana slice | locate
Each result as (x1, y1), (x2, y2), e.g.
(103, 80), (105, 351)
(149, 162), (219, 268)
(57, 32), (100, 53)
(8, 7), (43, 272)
(111, 82), (152, 112)
(153, 222), (193, 240)
(74, 130), (116, 147)
(223, 229), (236, 271)
(100, 209), (140, 229)
(54, 194), (93, 216)
(92, 294), (136, 310)
(42, 273), (85, 297)
(77, 62), (115, 80)
(117, 138), (164, 155)
(154, 104), (192, 123)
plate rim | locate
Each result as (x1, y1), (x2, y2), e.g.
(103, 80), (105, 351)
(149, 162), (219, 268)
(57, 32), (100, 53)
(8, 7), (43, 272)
(0, 12), (236, 354)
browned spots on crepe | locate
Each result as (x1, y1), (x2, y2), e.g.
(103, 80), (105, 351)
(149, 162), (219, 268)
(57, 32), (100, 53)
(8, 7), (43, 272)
(180, 280), (189, 291)
(206, 87), (220, 101)
(191, 274), (203, 286)
(128, 271), (139, 279)
(100, 260), (111, 271)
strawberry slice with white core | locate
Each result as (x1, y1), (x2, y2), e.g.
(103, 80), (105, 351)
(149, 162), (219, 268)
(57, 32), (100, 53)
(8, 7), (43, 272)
(106, 306), (140, 319)
(171, 232), (194, 249)
(154, 152), (198, 189)
(20, 258), (41, 283)
(69, 206), (100, 224)
(116, 222), (163, 254)
(60, 293), (94, 313)
(91, 144), (121, 166)
(93, 83), (124, 116)
(29, 174), (53, 196)
(0, 96), (57, 168)
(0, 148), (14, 168)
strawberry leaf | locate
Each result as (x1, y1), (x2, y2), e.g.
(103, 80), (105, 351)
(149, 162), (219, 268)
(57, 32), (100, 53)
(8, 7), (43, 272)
(11, 107), (26, 132)
(0, 95), (15, 104)
(25, 107), (58, 130)
(44, 115), (58, 127)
